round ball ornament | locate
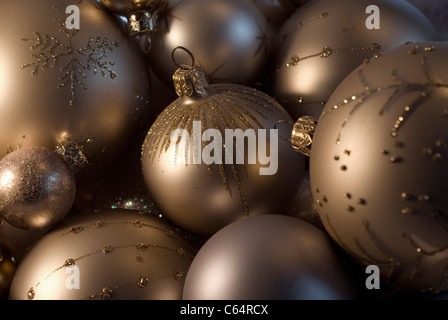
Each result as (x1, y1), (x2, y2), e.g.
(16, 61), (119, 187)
(310, 41), (448, 292)
(141, 51), (305, 236)
(143, 0), (271, 87)
(0, 147), (76, 230)
(8, 209), (196, 300)
(0, 0), (151, 185)
(268, 0), (440, 120)
(183, 214), (359, 300)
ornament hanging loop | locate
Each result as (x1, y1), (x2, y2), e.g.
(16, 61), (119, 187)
(171, 47), (209, 98)
(172, 46), (195, 70)
(274, 120), (294, 142)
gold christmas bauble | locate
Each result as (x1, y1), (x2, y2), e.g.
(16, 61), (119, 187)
(0, 0), (151, 186)
(268, 0), (439, 120)
(310, 41), (448, 292)
(141, 61), (305, 236)
(8, 209), (196, 300)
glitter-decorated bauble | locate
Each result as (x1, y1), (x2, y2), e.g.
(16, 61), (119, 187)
(0, 243), (17, 299)
(183, 214), (359, 299)
(268, 0), (439, 120)
(0, 0), (151, 186)
(310, 41), (448, 292)
(141, 60), (305, 236)
(0, 147), (76, 231)
(142, 0), (271, 87)
(8, 209), (196, 300)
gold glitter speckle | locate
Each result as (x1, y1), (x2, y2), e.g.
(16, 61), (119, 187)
(64, 258), (75, 266)
(401, 207), (414, 214)
(102, 245), (113, 254)
(137, 276), (149, 288)
(174, 271), (184, 281)
(27, 288), (35, 300)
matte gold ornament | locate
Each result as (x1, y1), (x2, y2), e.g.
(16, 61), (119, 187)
(0, 147), (76, 231)
(268, 0), (439, 120)
(0, 0), (151, 186)
(183, 214), (359, 300)
(141, 53), (305, 236)
(310, 41), (448, 292)
(8, 209), (196, 300)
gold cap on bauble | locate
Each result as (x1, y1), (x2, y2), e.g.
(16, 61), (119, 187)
(171, 47), (209, 98)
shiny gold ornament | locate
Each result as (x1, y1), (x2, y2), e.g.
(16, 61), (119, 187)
(0, 243), (17, 299)
(310, 41), (448, 292)
(268, 0), (439, 120)
(0, 0), (151, 186)
(0, 147), (76, 230)
(8, 209), (196, 300)
(141, 54), (305, 236)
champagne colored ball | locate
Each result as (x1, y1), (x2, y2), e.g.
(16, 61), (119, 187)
(0, 147), (76, 230)
(146, 0), (271, 87)
(183, 214), (359, 300)
(0, 0), (151, 186)
(310, 41), (448, 291)
(141, 81), (305, 237)
(268, 0), (439, 120)
(8, 209), (197, 300)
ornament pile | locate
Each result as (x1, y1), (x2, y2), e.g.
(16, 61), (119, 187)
(0, 0), (447, 302)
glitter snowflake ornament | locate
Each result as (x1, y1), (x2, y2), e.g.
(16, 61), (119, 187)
(309, 41), (448, 292)
(0, 0), (151, 186)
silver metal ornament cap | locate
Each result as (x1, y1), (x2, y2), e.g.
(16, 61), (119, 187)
(171, 47), (209, 98)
